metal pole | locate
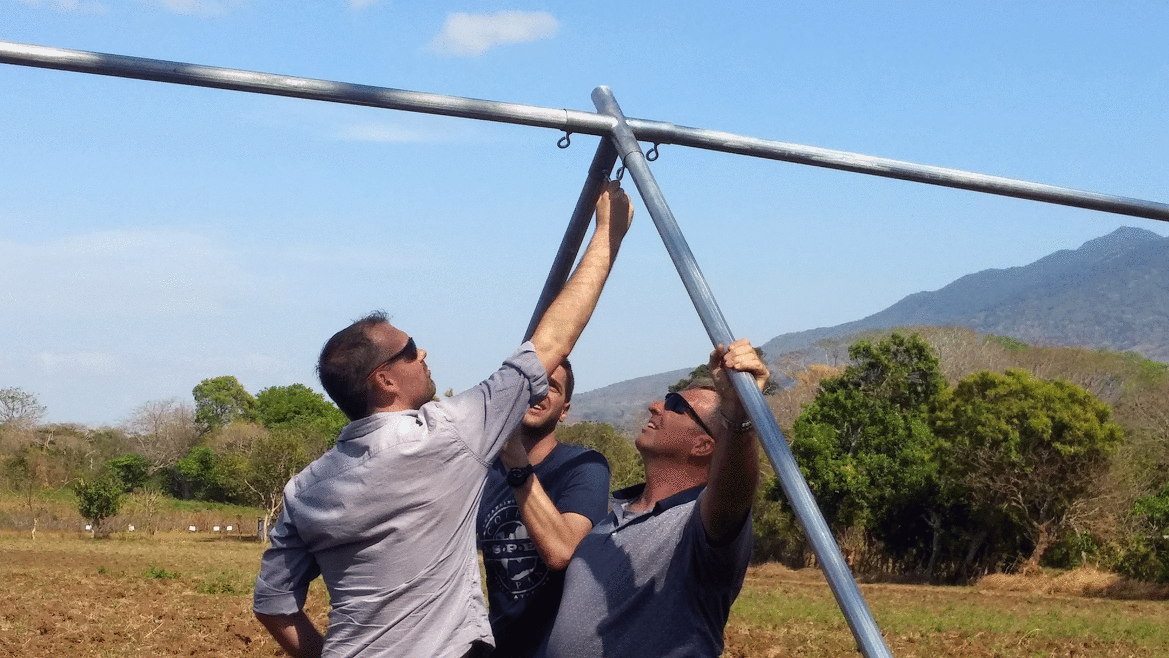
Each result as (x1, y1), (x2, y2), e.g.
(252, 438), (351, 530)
(3, 40), (1168, 223)
(593, 86), (894, 658)
(523, 139), (619, 341)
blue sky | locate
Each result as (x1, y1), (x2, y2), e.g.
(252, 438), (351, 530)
(3, 1), (1167, 426)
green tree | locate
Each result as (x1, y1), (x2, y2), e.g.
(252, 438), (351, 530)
(243, 431), (312, 539)
(193, 376), (257, 432)
(933, 368), (1124, 572)
(255, 384), (347, 441)
(74, 474), (125, 537)
(106, 453), (151, 493)
(173, 446), (225, 501)
(787, 332), (949, 573)
(1126, 483), (1169, 583)
(559, 421), (642, 491)
(819, 332), (945, 410)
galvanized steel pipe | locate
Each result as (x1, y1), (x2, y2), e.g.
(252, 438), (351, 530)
(2, 40), (1167, 223)
(524, 139), (619, 341)
(593, 85), (895, 658)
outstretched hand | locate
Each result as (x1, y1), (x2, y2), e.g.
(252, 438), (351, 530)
(595, 180), (633, 244)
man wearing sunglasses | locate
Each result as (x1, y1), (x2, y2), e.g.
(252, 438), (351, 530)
(253, 181), (633, 658)
(538, 338), (769, 658)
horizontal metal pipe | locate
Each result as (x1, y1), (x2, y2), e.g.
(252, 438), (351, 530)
(593, 85), (894, 658)
(3, 39), (1168, 223)
(0, 40), (612, 134)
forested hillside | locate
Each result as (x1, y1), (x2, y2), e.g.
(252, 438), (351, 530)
(1, 326), (1167, 583)
(573, 226), (1168, 429)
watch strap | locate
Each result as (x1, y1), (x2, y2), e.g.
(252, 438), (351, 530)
(720, 413), (753, 434)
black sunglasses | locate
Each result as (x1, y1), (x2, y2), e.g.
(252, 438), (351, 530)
(367, 337), (418, 380)
(664, 392), (714, 437)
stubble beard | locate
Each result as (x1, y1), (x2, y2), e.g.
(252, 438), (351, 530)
(521, 413), (559, 441)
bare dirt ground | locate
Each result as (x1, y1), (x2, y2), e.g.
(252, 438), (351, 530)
(2, 532), (1166, 657)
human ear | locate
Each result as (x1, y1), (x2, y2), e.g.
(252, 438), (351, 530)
(691, 432), (715, 458)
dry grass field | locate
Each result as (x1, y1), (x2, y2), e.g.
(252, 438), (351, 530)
(2, 530), (1167, 657)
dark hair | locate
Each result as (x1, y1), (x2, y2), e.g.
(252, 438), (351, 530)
(317, 311), (390, 421)
(561, 358), (575, 403)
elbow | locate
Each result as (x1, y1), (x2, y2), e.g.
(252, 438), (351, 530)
(540, 545), (576, 571)
(545, 554), (573, 571)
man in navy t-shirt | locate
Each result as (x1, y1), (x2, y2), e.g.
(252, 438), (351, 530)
(477, 359), (611, 658)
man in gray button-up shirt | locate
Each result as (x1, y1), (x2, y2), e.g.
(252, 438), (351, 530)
(252, 182), (632, 658)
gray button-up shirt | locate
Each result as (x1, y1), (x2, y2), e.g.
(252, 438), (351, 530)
(540, 484), (753, 658)
(254, 343), (548, 658)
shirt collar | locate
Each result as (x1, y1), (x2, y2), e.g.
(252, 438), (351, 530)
(611, 483), (705, 517)
(336, 410), (418, 442)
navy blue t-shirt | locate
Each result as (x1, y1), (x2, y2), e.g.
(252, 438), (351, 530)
(477, 442), (611, 658)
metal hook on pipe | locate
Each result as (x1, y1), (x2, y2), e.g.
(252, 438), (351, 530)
(557, 132), (571, 149)
(646, 143), (660, 161)
(614, 165), (625, 181)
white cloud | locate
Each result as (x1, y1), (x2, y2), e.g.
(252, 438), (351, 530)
(427, 10), (559, 57)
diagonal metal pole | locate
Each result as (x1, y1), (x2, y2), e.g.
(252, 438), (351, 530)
(593, 85), (894, 658)
(523, 139), (619, 341)
(2, 40), (1168, 223)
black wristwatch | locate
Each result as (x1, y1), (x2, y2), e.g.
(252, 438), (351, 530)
(506, 464), (534, 488)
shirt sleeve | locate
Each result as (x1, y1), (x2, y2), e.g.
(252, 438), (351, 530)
(253, 490), (322, 616)
(689, 495), (754, 583)
(550, 451), (611, 525)
(430, 342), (549, 464)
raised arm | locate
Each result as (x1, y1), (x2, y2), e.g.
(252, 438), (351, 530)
(529, 180), (633, 376)
(700, 339), (769, 542)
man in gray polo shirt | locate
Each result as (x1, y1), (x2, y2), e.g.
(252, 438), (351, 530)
(251, 181), (633, 658)
(538, 338), (769, 658)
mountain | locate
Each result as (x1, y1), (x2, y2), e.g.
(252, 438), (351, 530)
(568, 367), (691, 432)
(570, 226), (1169, 431)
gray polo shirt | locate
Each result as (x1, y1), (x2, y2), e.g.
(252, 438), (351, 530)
(539, 484), (753, 658)
(254, 343), (548, 658)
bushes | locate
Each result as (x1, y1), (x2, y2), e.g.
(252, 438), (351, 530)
(74, 474), (125, 535)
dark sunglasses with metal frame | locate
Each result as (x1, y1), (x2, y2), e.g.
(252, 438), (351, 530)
(663, 391), (714, 437)
(366, 337), (418, 381)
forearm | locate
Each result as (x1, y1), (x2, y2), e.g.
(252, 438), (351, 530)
(530, 227), (619, 374)
(702, 339), (767, 541)
(512, 475), (594, 570)
(701, 411), (760, 543)
(255, 611), (324, 658)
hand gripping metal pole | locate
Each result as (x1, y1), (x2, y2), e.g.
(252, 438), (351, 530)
(592, 86), (894, 658)
(523, 139), (619, 341)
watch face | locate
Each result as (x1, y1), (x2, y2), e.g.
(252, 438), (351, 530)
(507, 465), (533, 487)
